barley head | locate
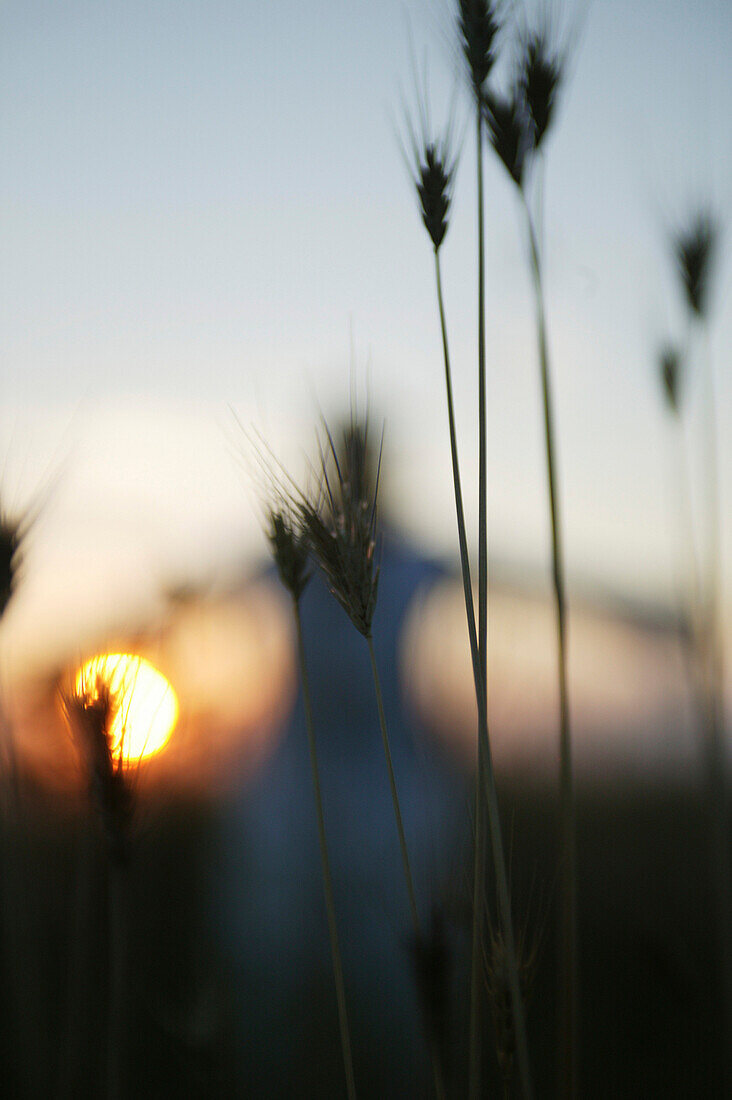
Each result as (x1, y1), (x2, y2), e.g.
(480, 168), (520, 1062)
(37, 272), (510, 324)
(456, 0), (501, 102)
(674, 210), (719, 319)
(300, 418), (381, 638)
(417, 143), (456, 251)
(0, 516), (20, 620)
(268, 507), (311, 601)
(520, 30), (563, 151)
(659, 344), (683, 414)
(402, 88), (458, 252)
(64, 679), (132, 864)
(483, 88), (529, 188)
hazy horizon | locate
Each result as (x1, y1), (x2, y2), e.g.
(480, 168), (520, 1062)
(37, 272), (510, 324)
(1, 0), (730, 666)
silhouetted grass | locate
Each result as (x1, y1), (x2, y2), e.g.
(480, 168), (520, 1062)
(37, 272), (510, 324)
(2, 768), (730, 1096)
(63, 679), (134, 1100)
(264, 499), (357, 1100)
(483, 16), (577, 1094)
(669, 208), (730, 1091)
(298, 417), (447, 1098)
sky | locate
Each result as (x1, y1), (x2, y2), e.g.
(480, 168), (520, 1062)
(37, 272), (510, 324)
(0, 0), (731, 672)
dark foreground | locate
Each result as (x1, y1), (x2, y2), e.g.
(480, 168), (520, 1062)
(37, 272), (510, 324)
(0, 771), (726, 1098)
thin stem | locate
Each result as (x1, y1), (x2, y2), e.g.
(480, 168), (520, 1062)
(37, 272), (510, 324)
(436, 244), (484, 1093)
(672, 322), (730, 1088)
(522, 191), (578, 1100)
(0, 701), (37, 1099)
(366, 635), (446, 1100)
(293, 600), (357, 1100)
(667, 414), (710, 741)
(106, 860), (126, 1100)
(473, 107), (488, 1100)
(434, 250), (533, 1099)
(0, 690), (20, 815)
(477, 112), (488, 702)
(697, 326), (731, 1090)
(58, 832), (93, 1097)
(672, 416), (704, 651)
(367, 634), (420, 934)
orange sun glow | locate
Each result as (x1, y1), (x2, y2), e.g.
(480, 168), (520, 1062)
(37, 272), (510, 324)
(75, 653), (178, 765)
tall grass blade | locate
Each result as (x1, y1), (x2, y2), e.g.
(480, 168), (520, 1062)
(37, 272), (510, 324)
(366, 633), (446, 1099)
(522, 194), (578, 1100)
(294, 599), (358, 1100)
(433, 249), (533, 1098)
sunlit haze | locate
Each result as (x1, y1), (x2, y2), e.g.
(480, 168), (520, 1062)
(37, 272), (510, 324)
(2, 10), (731, 1090)
(0, 0), (730, 668)
(75, 652), (178, 764)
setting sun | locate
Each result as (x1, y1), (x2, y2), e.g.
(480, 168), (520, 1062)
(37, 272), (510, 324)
(75, 653), (178, 765)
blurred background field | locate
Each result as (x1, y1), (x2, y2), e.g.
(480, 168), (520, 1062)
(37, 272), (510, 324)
(0, 0), (730, 1095)
(1, 539), (729, 1095)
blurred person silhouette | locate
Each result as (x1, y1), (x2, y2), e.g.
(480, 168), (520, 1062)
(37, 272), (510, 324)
(213, 418), (469, 1098)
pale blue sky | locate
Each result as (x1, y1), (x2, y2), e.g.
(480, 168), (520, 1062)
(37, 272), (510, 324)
(0, 0), (730, 667)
